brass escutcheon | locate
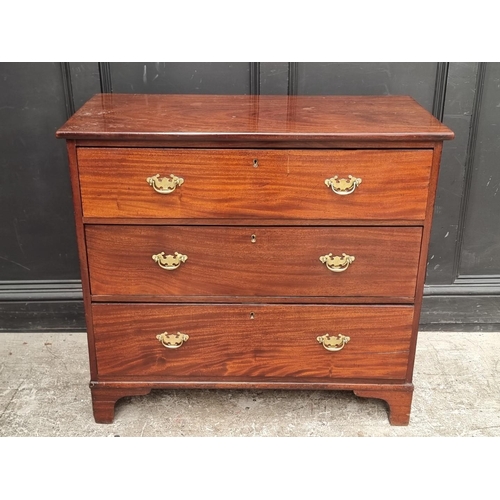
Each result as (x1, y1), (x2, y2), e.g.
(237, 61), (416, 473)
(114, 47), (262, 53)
(325, 175), (362, 195)
(152, 252), (188, 270)
(147, 173), (184, 194)
(317, 334), (350, 352)
(319, 253), (355, 272)
(156, 332), (189, 349)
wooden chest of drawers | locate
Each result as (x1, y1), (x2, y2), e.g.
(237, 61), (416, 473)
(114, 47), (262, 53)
(57, 94), (453, 425)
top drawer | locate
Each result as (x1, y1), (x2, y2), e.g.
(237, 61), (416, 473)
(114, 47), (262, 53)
(77, 148), (433, 220)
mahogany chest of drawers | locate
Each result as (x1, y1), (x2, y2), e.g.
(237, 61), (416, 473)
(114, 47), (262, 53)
(57, 94), (453, 425)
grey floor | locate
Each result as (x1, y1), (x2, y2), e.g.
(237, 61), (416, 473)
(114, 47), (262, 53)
(1, 330), (499, 437)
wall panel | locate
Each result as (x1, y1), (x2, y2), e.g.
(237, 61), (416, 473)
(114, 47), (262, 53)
(0, 63), (79, 282)
(1, 62), (498, 330)
(109, 62), (252, 94)
(295, 62), (437, 112)
(459, 63), (500, 277)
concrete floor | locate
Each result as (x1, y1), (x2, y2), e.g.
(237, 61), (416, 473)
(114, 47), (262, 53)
(0, 331), (499, 437)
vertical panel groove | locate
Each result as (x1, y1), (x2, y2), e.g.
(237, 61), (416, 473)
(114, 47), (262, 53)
(60, 62), (75, 118)
(288, 62), (298, 95)
(452, 62), (487, 280)
(432, 62), (449, 121)
(249, 63), (260, 95)
(98, 63), (113, 93)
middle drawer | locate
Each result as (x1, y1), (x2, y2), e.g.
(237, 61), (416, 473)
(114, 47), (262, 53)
(86, 226), (422, 300)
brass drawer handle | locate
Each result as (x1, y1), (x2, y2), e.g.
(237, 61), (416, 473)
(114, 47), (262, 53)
(152, 252), (188, 270)
(147, 174), (184, 194)
(156, 332), (189, 349)
(317, 334), (350, 352)
(319, 253), (355, 272)
(325, 175), (362, 195)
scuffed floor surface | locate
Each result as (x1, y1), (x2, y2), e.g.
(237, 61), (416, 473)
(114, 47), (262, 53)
(0, 331), (499, 437)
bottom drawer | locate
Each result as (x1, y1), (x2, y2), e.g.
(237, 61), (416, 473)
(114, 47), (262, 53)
(92, 304), (414, 381)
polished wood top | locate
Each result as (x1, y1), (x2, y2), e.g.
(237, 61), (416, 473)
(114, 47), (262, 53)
(56, 94), (454, 143)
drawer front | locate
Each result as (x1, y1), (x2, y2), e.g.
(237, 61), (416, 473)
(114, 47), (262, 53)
(92, 304), (414, 381)
(78, 148), (433, 220)
(86, 226), (422, 299)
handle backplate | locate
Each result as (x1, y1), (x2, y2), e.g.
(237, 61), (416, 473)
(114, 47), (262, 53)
(147, 174), (184, 194)
(319, 253), (355, 272)
(325, 175), (362, 195)
(156, 332), (189, 349)
(152, 251), (188, 270)
(317, 334), (350, 351)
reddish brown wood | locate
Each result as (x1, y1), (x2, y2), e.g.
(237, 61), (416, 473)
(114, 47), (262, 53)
(406, 143), (444, 382)
(78, 148), (433, 220)
(85, 226), (422, 299)
(90, 295), (415, 304)
(87, 380), (409, 391)
(90, 384), (151, 423)
(354, 385), (414, 425)
(56, 94), (454, 143)
(90, 381), (412, 423)
(92, 304), (414, 380)
(56, 94), (454, 425)
(74, 139), (442, 149)
(66, 141), (98, 379)
(82, 217), (425, 226)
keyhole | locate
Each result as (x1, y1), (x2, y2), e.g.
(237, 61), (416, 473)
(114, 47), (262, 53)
(253, 159), (258, 168)
(250, 312), (255, 319)
(251, 234), (256, 243)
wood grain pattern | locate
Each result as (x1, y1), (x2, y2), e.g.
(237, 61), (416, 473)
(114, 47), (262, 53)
(78, 148), (433, 220)
(88, 381), (413, 424)
(406, 143), (444, 382)
(90, 295), (415, 305)
(81, 217), (426, 227)
(56, 94), (454, 142)
(56, 93), (453, 425)
(85, 226), (422, 299)
(90, 385), (151, 424)
(75, 139), (444, 149)
(66, 141), (98, 378)
(354, 387), (414, 425)
(92, 304), (414, 381)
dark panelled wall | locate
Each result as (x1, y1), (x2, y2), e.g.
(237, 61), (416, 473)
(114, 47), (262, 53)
(0, 63), (83, 330)
(0, 62), (498, 331)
